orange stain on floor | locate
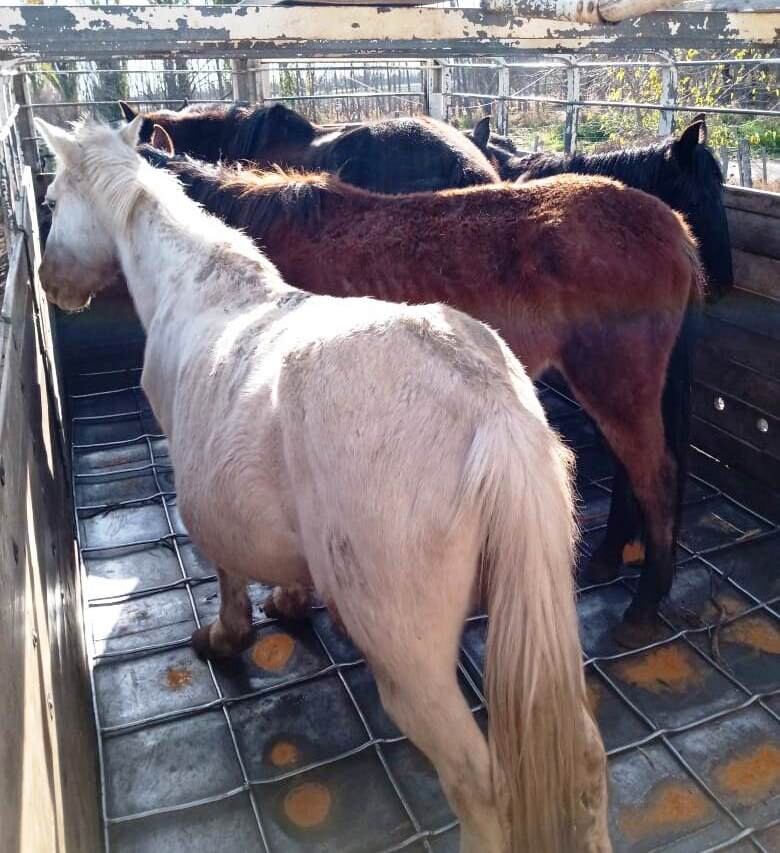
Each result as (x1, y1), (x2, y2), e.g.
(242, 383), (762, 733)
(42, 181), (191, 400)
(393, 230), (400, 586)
(620, 782), (714, 842)
(165, 665), (193, 691)
(270, 740), (300, 769)
(614, 645), (703, 694)
(284, 782), (332, 829)
(252, 633), (296, 671)
(722, 616), (780, 655)
(715, 744), (780, 805)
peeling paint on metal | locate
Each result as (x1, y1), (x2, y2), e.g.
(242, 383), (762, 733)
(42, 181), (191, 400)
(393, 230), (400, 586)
(0, 6), (774, 60)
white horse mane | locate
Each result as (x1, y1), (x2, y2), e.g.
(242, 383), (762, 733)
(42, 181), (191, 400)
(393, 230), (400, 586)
(68, 119), (261, 262)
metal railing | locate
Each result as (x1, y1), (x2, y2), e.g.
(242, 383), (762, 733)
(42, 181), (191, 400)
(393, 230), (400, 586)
(15, 54), (779, 190)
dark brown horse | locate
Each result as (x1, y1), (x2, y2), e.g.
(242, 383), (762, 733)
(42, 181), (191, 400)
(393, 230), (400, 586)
(466, 117), (733, 301)
(141, 134), (703, 646)
(119, 100), (499, 193)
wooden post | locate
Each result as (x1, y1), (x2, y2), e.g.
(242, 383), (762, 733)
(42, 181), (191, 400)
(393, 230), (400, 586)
(231, 58), (251, 104)
(658, 53), (678, 137)
(761, 148), (768, 185)
(563, 59), (580, 155)
(495, 58), (509, 137)
(737, 138), (752, 188)
(719, 145), (729, 180)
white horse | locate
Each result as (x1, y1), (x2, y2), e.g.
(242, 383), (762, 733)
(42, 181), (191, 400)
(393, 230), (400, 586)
(37, 117), (610, 853)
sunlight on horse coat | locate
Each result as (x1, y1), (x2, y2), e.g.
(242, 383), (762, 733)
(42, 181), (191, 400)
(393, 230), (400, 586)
(140, 142), (704, 646)
(36, 117), (610, 853)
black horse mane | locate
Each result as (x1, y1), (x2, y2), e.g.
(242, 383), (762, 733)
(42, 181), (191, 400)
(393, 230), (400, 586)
(515, 138), (724, 194)
(219, 103), (317, 161)
(138, 145), (342, 236)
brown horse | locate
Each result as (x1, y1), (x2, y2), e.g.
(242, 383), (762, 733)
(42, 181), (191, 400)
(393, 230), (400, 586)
(141, 135), (704, 646)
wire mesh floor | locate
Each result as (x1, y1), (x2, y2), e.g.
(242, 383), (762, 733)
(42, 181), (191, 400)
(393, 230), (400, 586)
(61, 299), (780, 853)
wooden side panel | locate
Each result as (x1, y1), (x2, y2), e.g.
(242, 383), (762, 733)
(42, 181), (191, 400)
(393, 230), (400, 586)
(725, 208), (780, 260)
(0, 172), (101, 853)
(732, 248), (780, 302)
(692, 186), (780, 520)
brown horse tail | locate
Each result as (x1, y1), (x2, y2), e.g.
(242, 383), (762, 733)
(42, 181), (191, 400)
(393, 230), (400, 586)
(459, 392), (586, 850)
(664, 232), (706, 536)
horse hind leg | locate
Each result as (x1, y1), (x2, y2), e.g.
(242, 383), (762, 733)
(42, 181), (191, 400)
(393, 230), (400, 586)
(561, 353), (677, 646)
(192, 568), (254, 659)
(374, 660), (506, 853)
(586, 461), (641, 584)
(600, 412), (677, 648)
(324, 527), (506, 851)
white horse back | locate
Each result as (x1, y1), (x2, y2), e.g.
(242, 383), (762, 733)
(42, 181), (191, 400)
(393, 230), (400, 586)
(142, 291), (547, 594)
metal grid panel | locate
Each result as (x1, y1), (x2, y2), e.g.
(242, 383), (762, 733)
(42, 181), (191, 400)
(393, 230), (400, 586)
(66, 320), (780, 853)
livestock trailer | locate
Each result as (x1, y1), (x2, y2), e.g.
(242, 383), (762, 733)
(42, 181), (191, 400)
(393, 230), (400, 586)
(0, 4), (779, 852)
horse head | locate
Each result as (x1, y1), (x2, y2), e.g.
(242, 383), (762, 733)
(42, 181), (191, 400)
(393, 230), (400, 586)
(36, 117), (142, 311)
(118, 100), (318, 166)
(464, 118), (525, 178)
(660, 117), (733, 300)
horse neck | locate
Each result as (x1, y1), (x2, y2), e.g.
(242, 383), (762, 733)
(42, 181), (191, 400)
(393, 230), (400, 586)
(568, 148), (659, 193)
(111, 184), (283, 330)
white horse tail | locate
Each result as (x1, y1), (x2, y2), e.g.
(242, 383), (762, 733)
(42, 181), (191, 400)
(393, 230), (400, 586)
(461, 405), (585, 851)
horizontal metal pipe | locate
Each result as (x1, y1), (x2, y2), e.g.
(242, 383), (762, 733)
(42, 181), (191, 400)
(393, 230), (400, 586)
(21, 63), (424, 76)
(451, 92), (779, 117)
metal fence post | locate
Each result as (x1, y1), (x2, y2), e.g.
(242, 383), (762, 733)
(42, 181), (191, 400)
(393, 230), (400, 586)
(12, 67), (43, 204)
(563, 59), (580, 155)
(256, 61), (272, 105)
(13, 70), (37, 171)
(737, 138), (752, 188)
(424, 60), (450, 122)
(496, 58), (509, 136)
(658, 52), (678, 137)
(246, 59), (259, 104)
(231, 58), (251, 104)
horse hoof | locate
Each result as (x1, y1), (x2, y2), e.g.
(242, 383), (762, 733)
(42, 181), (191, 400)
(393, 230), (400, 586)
(191, 625), (217, 660)
(613, 616), (662, 650)
(191, 624), (254, 661)
(263, 585), (310, 621)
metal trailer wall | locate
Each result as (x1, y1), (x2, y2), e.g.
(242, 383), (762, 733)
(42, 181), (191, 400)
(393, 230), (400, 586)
(0, 167), (102, 853)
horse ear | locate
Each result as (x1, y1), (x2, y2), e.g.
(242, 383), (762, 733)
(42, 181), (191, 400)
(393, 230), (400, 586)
(673, 119), (705, 168)
(178, 98), (189, 111)
(118, 101), (138, 122)
(35, 117), (77, 165)
(119, 114), (144, 148)
(151, 124), (175, 155)
(472, 116), (491, 151)
(691, 113), (708, 143)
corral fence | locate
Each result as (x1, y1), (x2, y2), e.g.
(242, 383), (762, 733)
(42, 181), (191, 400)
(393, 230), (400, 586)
(16, 53), (780, 190)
